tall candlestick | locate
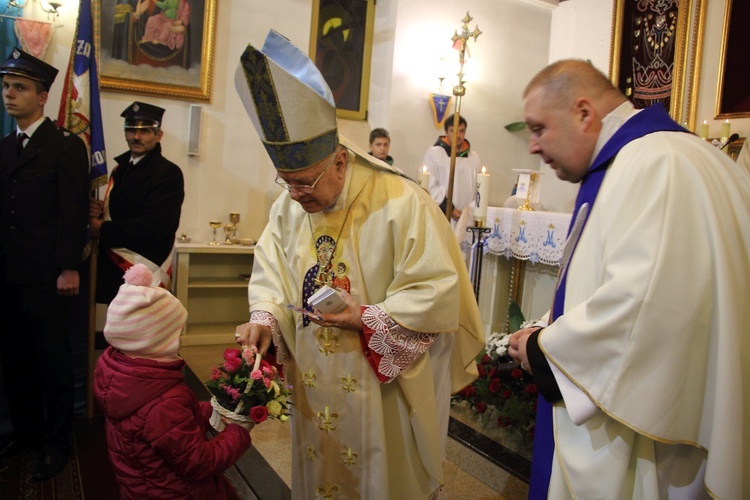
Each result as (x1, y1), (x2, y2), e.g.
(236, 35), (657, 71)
(474, 166), (490, 221)
(699, 120), (709, 140)
(418, 165), (430, 190)
(720, 119), (731, 141)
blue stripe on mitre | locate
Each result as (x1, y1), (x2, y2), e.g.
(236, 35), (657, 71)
(240, 44), (288, 144)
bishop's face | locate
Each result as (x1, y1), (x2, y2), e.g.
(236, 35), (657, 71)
(277, 149), (348, 213)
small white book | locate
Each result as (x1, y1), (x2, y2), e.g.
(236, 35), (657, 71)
(307, 285), (347, 314)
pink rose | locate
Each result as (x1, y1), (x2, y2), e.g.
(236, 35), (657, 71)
(250, 405), (269, 424)
(251, 369), (263, 380)
(223, 348), (241, 361)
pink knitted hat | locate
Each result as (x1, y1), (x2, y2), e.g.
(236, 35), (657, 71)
(104, 264), (187, 358)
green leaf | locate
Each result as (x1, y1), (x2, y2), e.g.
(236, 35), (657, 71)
(508, 301), (526, 332)
(504, 121), (526, 132)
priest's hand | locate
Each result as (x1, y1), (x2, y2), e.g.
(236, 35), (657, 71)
(234, 322), (273, 356)
(509, 327), (535, 374)
(311, 289), (363, 332)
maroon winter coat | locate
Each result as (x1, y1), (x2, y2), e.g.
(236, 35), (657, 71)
(94, 347), (252, 499)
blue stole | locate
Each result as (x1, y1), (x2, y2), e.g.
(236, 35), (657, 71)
(528, 105), (687, 499)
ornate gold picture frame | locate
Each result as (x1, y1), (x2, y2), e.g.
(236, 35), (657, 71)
(96, 0), (217, 102)
(309, 0), (375, 121)
(715, 0), (750, 118)
(609, 0), (706, 130)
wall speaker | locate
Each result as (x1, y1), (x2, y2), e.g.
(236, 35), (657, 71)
(187, 104), (202, 156)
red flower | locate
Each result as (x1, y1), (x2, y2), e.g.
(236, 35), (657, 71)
(488, 378), (502, 393)
(223, 356), (242, 373)
(488, 367), (498, 379)
(223, 348), (241, 361)
(511, 368), (523, 379)
(460, 385), (477, 398)
(475, 402), (488, 414)
(477, 365), (487, 377)
(480, 354), (491, 364)
(250, 405), (269, 424)
(501, 389), (512, 400)
(525, 383), (538, 395)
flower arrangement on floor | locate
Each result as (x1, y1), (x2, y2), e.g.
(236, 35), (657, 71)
(452, 304), (538, 440)
(205, 346), (292, 431)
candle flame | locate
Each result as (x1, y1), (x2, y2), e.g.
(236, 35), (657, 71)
(422, 165), (427, 174)
(703, 119), (707, 125)
(725, 119), (730, 124)
(481, 166), (486, 175)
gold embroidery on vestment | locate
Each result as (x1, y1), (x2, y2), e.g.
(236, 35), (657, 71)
(316, 406), (339, 433)
(316, 327), (339, 355)
(341, 447), (358, 465)
(340, 373), (357, 392)
(303, 368), (317, 387)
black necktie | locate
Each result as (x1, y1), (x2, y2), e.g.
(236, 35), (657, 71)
(16, 132), (27, 153)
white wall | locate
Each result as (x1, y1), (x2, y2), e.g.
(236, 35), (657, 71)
(34, 0), (554, 244)
(28, 1), (737, 238)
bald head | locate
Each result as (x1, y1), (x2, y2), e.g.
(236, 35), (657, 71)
(522, 60), (629, 183)
(524, 59), (626, 113)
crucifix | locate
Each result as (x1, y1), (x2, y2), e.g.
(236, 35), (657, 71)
(444, 12), (482, 221)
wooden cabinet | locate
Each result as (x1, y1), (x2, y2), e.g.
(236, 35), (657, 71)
(172, 242), (254, 345)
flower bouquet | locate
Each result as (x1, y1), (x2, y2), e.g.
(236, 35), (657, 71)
(452, 304), (538, 440)
(205, 346), (291, 432)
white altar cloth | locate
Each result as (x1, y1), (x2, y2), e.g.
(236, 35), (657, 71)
(463, 207), (572, 266)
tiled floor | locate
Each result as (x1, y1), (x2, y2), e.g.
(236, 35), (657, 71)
(180, 344), (528, 499)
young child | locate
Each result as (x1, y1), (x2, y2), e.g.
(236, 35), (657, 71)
(94, 264), (251, 499)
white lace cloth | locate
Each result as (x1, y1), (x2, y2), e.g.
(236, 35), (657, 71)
(462, 207), (572, 266)
(250, 306), (437, 383)
(361, 305), (437, 383)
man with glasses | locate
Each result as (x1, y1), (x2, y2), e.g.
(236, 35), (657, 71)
(89, 101), (184, 303)
(233, 31), (484, 499)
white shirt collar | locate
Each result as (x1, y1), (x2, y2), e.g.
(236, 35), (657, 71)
(590, 101), (640, 166)
(17, 116), (45, 138)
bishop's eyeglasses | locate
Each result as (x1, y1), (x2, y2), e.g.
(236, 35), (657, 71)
(274, 154), (337, 194)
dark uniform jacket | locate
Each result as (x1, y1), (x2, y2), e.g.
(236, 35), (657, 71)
(97, 142), (184, 302)
(0, 118), (89, 284)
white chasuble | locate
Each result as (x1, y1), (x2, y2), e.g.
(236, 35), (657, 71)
(248, 154), (484, 499)
(540, 132), (750, 499)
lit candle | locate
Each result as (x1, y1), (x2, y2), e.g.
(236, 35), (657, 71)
(699, 120), (709, 140)
(720, 119), (731, 141)
(474, 166), (490, 221)
(418, 165), (430, 189)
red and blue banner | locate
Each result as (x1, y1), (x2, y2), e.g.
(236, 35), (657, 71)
(57, 0), (107, 190)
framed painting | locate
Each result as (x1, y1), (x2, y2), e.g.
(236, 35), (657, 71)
(96, 0), (217, 102)
(715, 0), (750, 118)
(309, 0), (375, 120)
(609, 0), (706, 130)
